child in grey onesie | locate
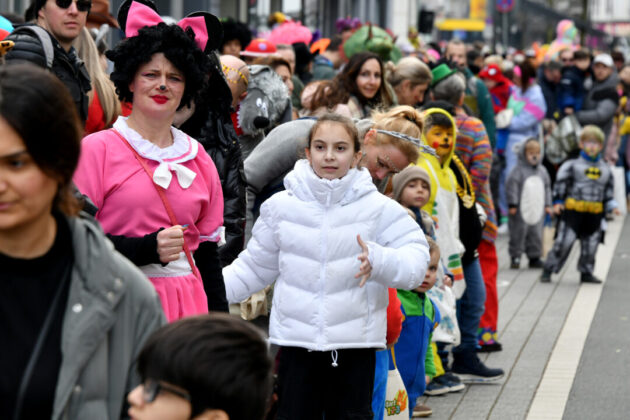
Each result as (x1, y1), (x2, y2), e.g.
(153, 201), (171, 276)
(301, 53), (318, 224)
(505, 138), (552, 269)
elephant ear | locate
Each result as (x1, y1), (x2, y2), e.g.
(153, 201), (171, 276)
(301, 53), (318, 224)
(117, 0), (158, 35)
(185, 11), (223, 53)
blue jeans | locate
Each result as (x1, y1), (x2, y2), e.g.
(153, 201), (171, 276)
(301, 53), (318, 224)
(454, 257), (486, 353)
(372, 350), (389, 420)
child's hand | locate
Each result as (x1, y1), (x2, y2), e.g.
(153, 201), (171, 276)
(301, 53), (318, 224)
(425, 375), (431, 385)
(545, 206), (552, 215)
(613, 208), (622, 216)
(553, 203), (564, 215)
(443, 275), (453, 288)
(355, 235), (372, 287)
(508, 208), (517, 216)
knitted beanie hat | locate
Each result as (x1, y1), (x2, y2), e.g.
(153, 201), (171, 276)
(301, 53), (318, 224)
(392, 165), (431, 203)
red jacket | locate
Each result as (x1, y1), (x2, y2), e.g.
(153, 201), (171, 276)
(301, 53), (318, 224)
(386, 288), (403, 345)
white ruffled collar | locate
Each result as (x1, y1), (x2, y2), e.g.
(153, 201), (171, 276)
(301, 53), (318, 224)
(113, 117), (199, 189)
(113, 117), (197, 162)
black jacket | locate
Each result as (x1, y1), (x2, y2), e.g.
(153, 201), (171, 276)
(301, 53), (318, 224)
(558, 65), (588, 114)
(539, 75), (560, 120)
(5, 24), (91, 123)
(180, 53), (247, 267)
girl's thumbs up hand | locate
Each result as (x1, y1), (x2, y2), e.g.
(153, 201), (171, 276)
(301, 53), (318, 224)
(355, 234), (372, 287)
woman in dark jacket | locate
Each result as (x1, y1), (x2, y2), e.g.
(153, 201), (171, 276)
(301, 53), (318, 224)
(179, 51), (247, 267)
(0, 63), (165, 420)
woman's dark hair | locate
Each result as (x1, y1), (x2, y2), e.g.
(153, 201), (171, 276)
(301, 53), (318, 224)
(309, 52), (393, 112)
(137, 314), (273, 420)
(308, 113), (360, 152)
(519, 59), (537, 93)
(106, 23), (210, 109)
(292, 42), (314, 81)
(0, 63), (82, 215)
(220, 18), (252, 52)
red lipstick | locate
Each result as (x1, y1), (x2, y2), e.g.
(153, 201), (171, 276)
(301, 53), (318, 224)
(151, 95), (168, 104)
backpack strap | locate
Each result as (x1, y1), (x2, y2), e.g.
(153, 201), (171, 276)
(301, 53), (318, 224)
(12, 25), (54, 69)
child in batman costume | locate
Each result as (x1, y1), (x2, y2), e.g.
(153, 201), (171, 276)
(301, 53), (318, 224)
(541, 125), (620, 284)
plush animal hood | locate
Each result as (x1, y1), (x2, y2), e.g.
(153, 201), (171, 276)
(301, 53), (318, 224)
(237, 64), (289, 136)
(284, 159), (376, 207)
(516, 137), (544, 168)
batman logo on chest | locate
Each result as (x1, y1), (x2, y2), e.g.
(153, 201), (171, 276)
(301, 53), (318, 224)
(584, 167), (601, 180)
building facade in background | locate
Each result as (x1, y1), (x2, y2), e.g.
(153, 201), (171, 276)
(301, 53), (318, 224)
(0, 0), (627, 51)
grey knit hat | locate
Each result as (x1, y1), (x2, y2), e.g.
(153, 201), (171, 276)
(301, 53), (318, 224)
(392, 165), (431, 203)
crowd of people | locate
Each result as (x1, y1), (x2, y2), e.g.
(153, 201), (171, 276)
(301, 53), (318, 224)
(0, 1), (626, 419)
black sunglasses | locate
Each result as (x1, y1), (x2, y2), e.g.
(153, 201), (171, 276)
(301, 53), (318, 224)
(55, 0), (92, 12)
(142, 379), (191, 403)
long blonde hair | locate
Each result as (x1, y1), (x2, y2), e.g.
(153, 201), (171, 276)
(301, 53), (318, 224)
(370, 105), (424, 163)
(74, 27), (121, 126)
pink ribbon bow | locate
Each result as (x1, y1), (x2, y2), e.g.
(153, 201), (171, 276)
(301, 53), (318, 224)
(125, 1), (209, 52)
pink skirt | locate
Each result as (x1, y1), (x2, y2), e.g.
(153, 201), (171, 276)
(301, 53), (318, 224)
(149, 273), (208, 322)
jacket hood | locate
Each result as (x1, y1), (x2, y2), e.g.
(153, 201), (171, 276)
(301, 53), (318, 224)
(517, 138), (543, 167)
(415, 108), (458, 215)
(421, 107), (457, 169)
(284, 159), (376, 206)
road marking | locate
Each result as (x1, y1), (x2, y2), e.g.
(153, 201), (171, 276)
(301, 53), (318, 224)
(527, 216), (624, 420)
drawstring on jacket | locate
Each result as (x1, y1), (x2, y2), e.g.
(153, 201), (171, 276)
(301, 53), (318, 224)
(331, 349), (338, 367)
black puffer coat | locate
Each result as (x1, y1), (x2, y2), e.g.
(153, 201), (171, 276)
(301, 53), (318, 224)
(5, 24), (91, 123)
(180, 52), (247, 267)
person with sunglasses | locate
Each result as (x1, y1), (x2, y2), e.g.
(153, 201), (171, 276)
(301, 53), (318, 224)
(4, 0), (92, 124)
(128, 314), (273, 420)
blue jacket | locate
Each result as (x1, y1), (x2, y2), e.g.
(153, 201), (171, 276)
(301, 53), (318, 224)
(559, 66), (588, 113)
(391, 290), (440, 403)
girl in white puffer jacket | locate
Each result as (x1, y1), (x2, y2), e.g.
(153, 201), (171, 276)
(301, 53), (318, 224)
(223, 114), (429, 419)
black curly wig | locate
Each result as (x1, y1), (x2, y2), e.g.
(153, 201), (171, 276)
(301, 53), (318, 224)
(220, 18), (252, 52)
(106, 23), (210, 109)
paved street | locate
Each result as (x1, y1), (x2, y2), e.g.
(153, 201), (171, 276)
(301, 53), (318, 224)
(418, 215), (629, 420)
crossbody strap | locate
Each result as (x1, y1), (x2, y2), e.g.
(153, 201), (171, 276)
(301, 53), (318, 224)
(13, 263), (72, 420)
(390, 347), (398, 370)
(110, 129), (200, 279)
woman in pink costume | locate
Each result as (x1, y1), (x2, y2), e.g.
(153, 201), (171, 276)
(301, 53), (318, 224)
(74, 0), (226, 321)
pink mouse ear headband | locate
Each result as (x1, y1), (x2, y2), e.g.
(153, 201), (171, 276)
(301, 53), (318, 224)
(118, 0), (223, 53)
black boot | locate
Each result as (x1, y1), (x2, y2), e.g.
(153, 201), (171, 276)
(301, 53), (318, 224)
(451, 351), (504, 383)
(540, 269), (552, 283)
(528, 257), (544, 268)
(510, 257), (520, 269)
(580, 273), (603, 284)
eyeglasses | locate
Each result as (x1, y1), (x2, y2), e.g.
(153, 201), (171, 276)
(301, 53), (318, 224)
(561, 57), (573, 63)
(222, 64), (249, 87)
(55, 0), (92, 13)
(142, 379), (191, 403)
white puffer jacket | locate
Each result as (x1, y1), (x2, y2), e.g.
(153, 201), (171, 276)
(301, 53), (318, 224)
(224, 160), (429, 351)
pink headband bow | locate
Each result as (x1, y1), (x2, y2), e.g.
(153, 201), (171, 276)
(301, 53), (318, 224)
(125, 1), (209, 52)
(514, 65), (522, 78)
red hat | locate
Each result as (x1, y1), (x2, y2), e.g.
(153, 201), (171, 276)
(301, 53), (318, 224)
(478, 64), (504, 82)
(241, 38), (277, 57)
